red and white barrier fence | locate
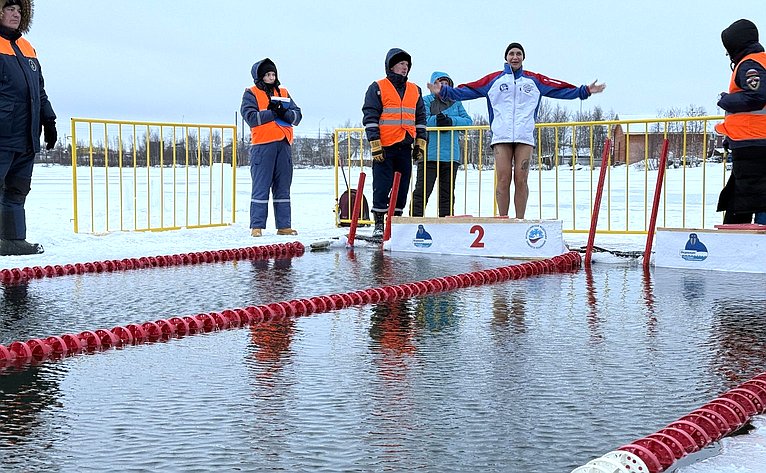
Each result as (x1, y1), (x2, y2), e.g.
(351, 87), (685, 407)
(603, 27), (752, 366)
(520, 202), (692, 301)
(0, 251), (582, 371)
(572, 373), (766, 472)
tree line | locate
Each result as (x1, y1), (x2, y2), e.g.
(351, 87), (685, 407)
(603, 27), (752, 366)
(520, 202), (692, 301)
(36, 103), (710, 168)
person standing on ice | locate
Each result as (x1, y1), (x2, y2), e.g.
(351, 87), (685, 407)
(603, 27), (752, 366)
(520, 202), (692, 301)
(362, 48), (427, 238)
(240, 58), (302, 237)
(427, 42), (605, 220)
(0, 0), (56, 255)
(715, 19), (766, 225)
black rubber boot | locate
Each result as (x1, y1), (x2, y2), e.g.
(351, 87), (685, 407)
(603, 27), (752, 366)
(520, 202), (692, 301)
(372, 212), (385, 238)
(0, 239), (44, 256)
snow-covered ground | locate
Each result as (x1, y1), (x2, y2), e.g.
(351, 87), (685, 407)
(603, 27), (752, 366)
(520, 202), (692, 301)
(3, 164), (765, 472)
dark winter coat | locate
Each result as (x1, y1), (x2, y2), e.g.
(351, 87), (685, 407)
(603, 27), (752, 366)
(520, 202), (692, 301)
(0, 0), (56, 153)
(362, 48), (427, 146)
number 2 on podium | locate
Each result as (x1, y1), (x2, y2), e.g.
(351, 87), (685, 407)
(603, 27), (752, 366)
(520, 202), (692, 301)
(470, 225), (485, 248)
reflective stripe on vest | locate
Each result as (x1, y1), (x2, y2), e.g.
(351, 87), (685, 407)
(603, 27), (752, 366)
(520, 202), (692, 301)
(376, 78), (418, 146)
(0, 36), (37, 57)
(249, 86), (294, 145)
(715, 52), (766, 141)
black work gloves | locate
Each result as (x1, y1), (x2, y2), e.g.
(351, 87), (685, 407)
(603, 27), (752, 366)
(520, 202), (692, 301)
(268, 100), (288, 119)
(412, 138), (427, 162)
(436, 113), (452, 127)
(43, 121), (57, 150)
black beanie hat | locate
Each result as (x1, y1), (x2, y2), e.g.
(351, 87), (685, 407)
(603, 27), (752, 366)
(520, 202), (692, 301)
(388, 50), (412, 71)
(505, 42), (525, 59)
(258, 62), (277, 79)
(721, 19), (759, 61)
(2, 0), (22, 7)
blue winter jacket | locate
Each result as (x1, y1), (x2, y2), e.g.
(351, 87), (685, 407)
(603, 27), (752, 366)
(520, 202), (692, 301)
(0, 26), (56, 153)
(424, 71), (472, 162)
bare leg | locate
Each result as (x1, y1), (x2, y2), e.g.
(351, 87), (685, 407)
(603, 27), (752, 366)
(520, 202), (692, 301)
(512, 144), (533, 219)
(493, 144), (514, 216)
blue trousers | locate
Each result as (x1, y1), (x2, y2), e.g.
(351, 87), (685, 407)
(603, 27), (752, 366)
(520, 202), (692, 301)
(249, 139), (293, 229)
(371, 143), (412, 214)
(0, 148), (35, 240)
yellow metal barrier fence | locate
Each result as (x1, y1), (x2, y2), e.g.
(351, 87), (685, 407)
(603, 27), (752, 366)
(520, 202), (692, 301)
(71, 118), (237, 234)
(334, 115), (727, 234)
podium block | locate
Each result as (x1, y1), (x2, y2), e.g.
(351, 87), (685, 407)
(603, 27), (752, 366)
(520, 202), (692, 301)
(384, 217), (566, 259)
(655, 227), (766, 273)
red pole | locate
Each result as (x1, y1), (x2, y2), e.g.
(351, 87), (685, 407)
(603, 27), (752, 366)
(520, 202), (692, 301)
(346, 172), (366, 247)
(383, 172), (401, 242)
(584, 138), (612, 267)
(643, 139), (670, 270)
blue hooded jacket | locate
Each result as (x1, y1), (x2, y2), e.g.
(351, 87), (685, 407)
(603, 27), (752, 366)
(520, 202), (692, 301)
(423, 71), (472, 162)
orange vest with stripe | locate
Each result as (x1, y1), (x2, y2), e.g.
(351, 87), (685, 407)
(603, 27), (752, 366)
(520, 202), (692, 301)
(0, 36), (36, 58)
(715, 52), (766, 142)
(249, 86), (294, 145)
(376, 78), (418, 146)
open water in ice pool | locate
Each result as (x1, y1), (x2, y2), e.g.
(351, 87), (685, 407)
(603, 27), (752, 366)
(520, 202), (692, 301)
(1, 249), (766, 472)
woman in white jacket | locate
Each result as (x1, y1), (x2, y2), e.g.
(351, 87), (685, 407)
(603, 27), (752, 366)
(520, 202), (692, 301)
(427, 42), (605, 219)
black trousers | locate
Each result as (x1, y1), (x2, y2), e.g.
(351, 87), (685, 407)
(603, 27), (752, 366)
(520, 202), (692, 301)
(410, 160), (459, 217)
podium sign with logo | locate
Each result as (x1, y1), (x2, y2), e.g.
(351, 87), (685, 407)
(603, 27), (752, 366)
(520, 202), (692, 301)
(384, 217), (566, 259)
(655, 227), (766, 273)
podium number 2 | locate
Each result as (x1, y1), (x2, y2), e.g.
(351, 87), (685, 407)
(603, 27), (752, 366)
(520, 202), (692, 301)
(470, 225), (485, 248)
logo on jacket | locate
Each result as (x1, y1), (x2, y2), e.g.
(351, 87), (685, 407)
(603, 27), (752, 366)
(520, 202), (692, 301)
(28, 59), (37, 72)
(522, 83), (534, 94)
(746, 70), (760, 91)
(680, 233), (708, 261)
(526, 225), (547, 249)
(499, 83), (509, 92)
(413, 224), (433, 248)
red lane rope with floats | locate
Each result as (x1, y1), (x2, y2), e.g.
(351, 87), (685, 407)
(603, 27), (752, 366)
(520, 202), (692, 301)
(572, 373), (766, 472)
(0, 242), (306, 284)
(0, 251), (582, 371)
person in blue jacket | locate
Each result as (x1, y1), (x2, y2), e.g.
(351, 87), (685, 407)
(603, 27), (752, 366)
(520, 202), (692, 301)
(0, 0), (56, 255)
(427, 43), (605, 219)
(411, 71), (473, 217)
(240, 58), (302, 237)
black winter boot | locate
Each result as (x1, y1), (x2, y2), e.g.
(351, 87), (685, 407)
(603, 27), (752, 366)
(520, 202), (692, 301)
(0, 239), (44, 256)
(372, 212), (385, 239)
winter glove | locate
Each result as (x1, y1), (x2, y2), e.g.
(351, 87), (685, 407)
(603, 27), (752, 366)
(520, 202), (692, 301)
(370, 139), (384, 162)
(43, 121), (57, 150)
(436, 113), (452, 127)
(412, 138), (426, 162)
(268, 100), (288, 119)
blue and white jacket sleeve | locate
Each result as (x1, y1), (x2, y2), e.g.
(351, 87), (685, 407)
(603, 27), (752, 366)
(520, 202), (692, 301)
(528, 71), (591, 100)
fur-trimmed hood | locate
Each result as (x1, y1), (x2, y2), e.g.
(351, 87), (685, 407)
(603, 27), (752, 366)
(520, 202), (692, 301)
(0, 0), (33, 34)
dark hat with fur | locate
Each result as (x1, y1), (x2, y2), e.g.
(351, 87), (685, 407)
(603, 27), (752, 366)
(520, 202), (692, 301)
(721, 19), (760, 63)
(0, 0), (33, 34)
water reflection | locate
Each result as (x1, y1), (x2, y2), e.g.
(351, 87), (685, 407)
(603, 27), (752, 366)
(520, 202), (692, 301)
(413, 293), (460, 334)
(490, 285), (527, 336)
(247, 257), (297, 386)
(710, 299), (766, 384)
(0, 282), (33, 334)
(584, 268), (604, 343)
(0, 366), (61, 461)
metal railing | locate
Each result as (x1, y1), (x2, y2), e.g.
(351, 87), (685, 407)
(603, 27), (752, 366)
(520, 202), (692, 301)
(334, 115), (727, 234)
(71, 118), (237, 234)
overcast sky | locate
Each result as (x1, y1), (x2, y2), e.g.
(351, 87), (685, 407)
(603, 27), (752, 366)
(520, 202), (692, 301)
(29, 0), (765, 138)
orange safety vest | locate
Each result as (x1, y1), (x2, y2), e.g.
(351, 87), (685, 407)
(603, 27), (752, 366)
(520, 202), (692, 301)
(0, 36), (36, 58)
(249, 86), (294, 145)
(715, 52), (766, 142)
(376, 78), (418, 146)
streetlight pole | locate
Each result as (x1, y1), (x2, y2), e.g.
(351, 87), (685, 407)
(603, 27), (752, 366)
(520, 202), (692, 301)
(318, 117), (325, 166)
